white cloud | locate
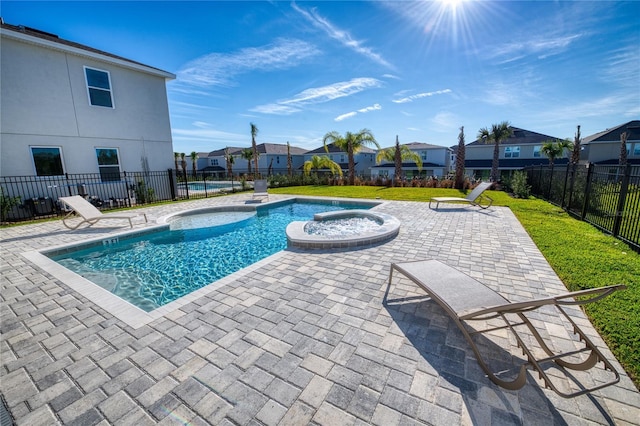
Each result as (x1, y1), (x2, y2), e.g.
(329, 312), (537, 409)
(335, 112), (358, 122)
(430, 112), (458, 132)
(291, 2), (394, 70)
(392, 89), (452, 103)
(334, 103), (382, 121)
(253, 78), (383, 115)
(176, 38), (320, 87)
(489, 34), (583, 63)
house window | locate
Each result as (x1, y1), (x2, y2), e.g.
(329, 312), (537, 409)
(504, 146), (520, 158)
(626, 143), (632, 157)
(96, 148), (120, 181)
(31, 146), (64, 176)
(85, 67), (114, 108)
(212, 159), (219, 166)
(533, 146), (541, 157)
(634, 144), (640, 156)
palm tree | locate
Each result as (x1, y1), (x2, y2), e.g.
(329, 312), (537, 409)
(375, 136), (422, 186)
(250, 122), (259, 178)
(287, 141), (293, 177)
(620, 131), (629, 166)
(225, 148), (235, 178)
(455, 126), (466, 189)
(540, 140), (564, 167)
(174, 152), (180, 172)
(323, 129), (379, 185)
(477, 121), (511, 182)
(303, 155), (343, 177)
(571, 125), (581, 164)
(180, 153), (187, 177)
(241, 148), (253, 176)
(189, 151), (198, 178)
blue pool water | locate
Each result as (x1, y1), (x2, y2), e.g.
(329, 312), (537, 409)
(50, 200), (369, 312)
(186, 181), (240, 191)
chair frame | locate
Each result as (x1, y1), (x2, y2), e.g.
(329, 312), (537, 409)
(387, 259), (625, 398)
(429, 181), (493, 210)
(59, 195), (147, 230)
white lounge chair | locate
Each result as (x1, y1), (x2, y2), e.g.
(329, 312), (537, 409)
(387, 259), (625, 397)
(429, 181), (493, 209)
(59, 195), (147, 230)
(252, 179), (269, 202)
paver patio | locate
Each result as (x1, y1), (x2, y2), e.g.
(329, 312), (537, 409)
(1, 194), (639, 425)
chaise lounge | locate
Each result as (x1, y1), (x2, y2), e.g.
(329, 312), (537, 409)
(429, 181), (493, 210)
(59, 195), (147, 230)
(252, 179), (269, 202)
(386, 259), (625, 397)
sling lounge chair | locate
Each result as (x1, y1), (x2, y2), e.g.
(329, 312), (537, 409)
(387, 259), (625, 397)
(59, 195), (147, 230)
(252, 179), (269, 202)
(429, 181), (493, 209)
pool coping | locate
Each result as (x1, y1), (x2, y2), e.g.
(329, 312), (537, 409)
(21, 196), (387, 329)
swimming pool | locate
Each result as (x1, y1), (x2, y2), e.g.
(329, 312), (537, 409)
(185, 181), (241, 191)
(48, 199), (372, 312)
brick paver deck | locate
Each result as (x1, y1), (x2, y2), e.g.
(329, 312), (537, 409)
(1, 194), (639, 425)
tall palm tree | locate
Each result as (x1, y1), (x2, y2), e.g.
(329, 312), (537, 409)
(189, 151), (198, 178)
(250, 122), (259, 178)
(303, 155), (343, 177)
(225, 148), (235, 178)
(287, 141), (293, 177)
(241, 148), (253, 175)
(455, 126), (466, 189)
(477, 121), (511, 182)
(180, 153), (187, 177)
(620, 131), (629, 166)
(571, 125), (581, 164)
(375, 137), (422, 186)
(323, 129), (379, 185)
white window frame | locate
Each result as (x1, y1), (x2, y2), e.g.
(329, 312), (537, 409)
(533, 146), (541, 157)
(30, 146), (65, 177)
(504, 146), (520, 158)
(84, 66), (114, 108)
(95, 147), (121, 181)
(212, 159), (219, 166)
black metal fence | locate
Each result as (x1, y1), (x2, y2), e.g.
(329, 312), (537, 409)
(524, 163), (640, 251)
(0, 169), (254, 222)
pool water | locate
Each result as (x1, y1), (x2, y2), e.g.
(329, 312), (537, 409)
(304, 217), (382, 237)
(51, 201), (367, 312)
(186, 181), (240, 191)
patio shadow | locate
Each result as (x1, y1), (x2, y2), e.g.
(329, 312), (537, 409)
(382, 292), (615, 425)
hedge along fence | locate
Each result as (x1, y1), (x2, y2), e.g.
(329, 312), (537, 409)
(524, 163), (640, 251)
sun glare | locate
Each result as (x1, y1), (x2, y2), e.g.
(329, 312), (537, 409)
(440, 0), (463, 11)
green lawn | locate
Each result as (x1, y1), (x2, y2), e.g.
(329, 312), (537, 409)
(270, 185), (640, 387)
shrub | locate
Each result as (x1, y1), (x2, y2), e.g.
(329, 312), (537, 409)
(509, 171), (531, 198)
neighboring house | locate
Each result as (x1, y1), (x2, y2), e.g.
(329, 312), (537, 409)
(201, 147), (244, 177)
(304, 143), (377, 177)
(202, 143), (307, 177)
(371, 142), (452, 179)
(582, 120), (640, 165)
(464, 126), (566, 180)
(0, 21), (176, 180)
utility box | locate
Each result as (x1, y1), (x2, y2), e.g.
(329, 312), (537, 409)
(27, 197), (54, 216)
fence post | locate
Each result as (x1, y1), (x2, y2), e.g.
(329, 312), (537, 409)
(612, 163), (631, 237)
(580, 163), (594, 220)
(168, 169), (176, 200)
(563, 163), (574, 210)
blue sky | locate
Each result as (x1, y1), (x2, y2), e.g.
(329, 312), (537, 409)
(3, 1), (639, 153)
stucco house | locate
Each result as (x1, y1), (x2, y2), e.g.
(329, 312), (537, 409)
(581, 120), (640, 165)
(304, 143), (376, 177)
(371, 142), (452, 179)
(200, 143), (307, 177)
(463, 126), (566, 180)
(0, 21), (176, 179)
